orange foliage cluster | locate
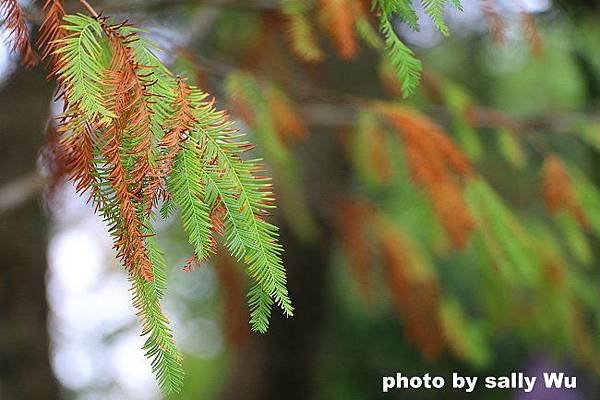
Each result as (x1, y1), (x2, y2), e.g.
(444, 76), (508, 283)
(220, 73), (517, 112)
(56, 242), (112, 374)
(101, 123), (155, 281)
(336, 199), (374, 301)
(379, 106), (476, 248)
(317, 0), (360, 59)
(104, 23), (161, 209)
(85, 22), (165, 280)
(336, 199), (446, 360)
(47, 16), (194, 282)
(58, 122), (97, 196)
(1, 0), (37, 67)
(264, 85), (308, 143)
(158, 79), (196, 185)
(377, 222), (445, 360)
(38, 0), (66, 69)
(541, 154), (587, 227)
(0, 0), (38, 68)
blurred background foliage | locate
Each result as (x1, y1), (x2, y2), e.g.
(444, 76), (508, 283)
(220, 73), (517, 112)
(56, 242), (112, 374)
(0, 0), (599, 399)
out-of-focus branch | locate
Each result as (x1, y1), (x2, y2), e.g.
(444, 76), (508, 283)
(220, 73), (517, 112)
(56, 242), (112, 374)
(193, 54), (600, 138)
(62, 0), (276, 14)
(0, 171), (48, 215)
(27, 0), (273, 23)
(0, 105), (592, 217)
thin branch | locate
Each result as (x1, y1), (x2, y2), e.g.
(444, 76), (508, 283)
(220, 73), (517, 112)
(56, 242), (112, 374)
(79, 0), (100, 17)
(66, 0), (276, 14)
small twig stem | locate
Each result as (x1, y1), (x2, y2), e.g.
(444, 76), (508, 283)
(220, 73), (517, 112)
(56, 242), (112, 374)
(79, 0), (100, 17)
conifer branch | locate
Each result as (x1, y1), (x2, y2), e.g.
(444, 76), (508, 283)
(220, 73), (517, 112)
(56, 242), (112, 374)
(45, 10), (291, 392)
(38, 0), (67, 68)
(0, 0), (37, 67)
(378, 14), (421, 97)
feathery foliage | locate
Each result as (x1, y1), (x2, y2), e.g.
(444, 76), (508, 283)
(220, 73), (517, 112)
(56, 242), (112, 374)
(24, 8), (292, 393)
(183, 88), (293, 330)
(0, 0), (37, 67)
(282, 0), (324, 62)
(422, 0), (451, 36)
(372, 0), (459, 96)
(378, 15), (422, 97)
(225, 71), (317, 241)
(38, 0), (66, 67)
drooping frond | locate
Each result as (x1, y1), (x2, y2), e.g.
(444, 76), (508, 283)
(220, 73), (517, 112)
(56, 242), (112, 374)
(372, 0), (419, 30)
(318, 0), (359, 59)
(54, 15), (113, 118)
(48, 12), (291, 393)
(38, 0), (67, 68)
(421, 0), (450, 36)
(282, 0), (324, 62)
(542, 154), (587, 228)
(177, 86), (293, 332)
(378, 15), (421, 97)
(378, 104), (475, 248)
(376, 217), (445, 360)
(336, 199), (374, 301)
(130, 234), (185, 394)
(168, 138), (214, 262)
(373, 0), (460, 96)
(0, 0), (37, 67)
(62, 125), (184, 394)
(225, 71), (318, 241)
